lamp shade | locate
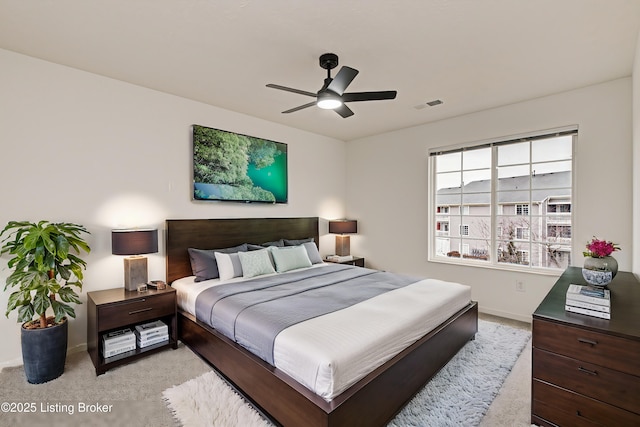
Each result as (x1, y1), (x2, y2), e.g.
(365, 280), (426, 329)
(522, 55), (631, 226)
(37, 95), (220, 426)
(111, 229), (158, 255)
(329, 220), (357, 234)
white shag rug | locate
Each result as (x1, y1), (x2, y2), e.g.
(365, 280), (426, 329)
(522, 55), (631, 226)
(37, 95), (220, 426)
(163, 319), (530, 427)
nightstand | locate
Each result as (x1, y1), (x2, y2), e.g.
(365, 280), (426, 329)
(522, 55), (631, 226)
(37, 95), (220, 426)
(325, 256), (365, 267)
(87, 286), (178, 375)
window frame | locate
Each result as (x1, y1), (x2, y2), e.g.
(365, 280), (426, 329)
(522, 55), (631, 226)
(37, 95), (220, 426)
(428, 126), (576, 274)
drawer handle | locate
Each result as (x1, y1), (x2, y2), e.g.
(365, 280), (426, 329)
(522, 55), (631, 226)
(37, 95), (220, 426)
(578, 366), (598, 376)
(577, 338), (598, 346)
(129, 307), (153, 315)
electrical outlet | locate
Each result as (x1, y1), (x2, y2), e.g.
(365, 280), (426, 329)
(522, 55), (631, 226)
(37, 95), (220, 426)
(515, 280), (525, 292)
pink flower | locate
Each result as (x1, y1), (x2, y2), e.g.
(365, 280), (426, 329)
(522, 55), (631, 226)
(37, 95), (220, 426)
(583, 237), (620, 258)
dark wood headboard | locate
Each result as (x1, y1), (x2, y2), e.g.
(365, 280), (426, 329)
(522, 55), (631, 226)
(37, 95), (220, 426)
(166, 217), (319, 284)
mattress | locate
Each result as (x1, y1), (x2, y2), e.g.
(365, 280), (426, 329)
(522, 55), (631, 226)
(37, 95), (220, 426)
(172, 264), (471, 400)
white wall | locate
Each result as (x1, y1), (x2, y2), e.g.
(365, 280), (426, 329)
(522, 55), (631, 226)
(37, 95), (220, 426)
(633, 30), (640, 277)
(0, 49), (348, 367)
(346, 78), (633, 322)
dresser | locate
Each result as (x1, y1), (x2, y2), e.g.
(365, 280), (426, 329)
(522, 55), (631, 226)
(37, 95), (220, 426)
(532, 267), (640, 426)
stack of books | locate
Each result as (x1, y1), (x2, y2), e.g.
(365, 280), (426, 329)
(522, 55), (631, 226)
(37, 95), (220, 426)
(326, 255), (354, 262)
(102, 328), (136, 358)
(565, 284), (611, 319)
(134, 320), (169, 348)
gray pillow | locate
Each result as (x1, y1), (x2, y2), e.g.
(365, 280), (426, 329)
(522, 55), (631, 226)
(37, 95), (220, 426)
(301, 241), (323, 264)
(261, 239), (284, 247)
(188, 243), (248, 281)
(284, 237), (314, 246)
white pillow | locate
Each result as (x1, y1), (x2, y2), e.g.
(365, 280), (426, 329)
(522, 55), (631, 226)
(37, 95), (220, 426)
(214, 252), (243, 281)
(270, 245), (313, 273)
(238, 249), (276, 278)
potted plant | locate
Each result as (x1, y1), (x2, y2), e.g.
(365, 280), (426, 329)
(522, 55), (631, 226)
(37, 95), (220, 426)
(1, 220), (90, 383)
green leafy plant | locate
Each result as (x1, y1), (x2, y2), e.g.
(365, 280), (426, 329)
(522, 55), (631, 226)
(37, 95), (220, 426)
(1, 221), (90, 328)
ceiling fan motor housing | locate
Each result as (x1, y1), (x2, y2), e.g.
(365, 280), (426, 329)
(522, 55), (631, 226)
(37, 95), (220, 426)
(319, 53), (339, 70)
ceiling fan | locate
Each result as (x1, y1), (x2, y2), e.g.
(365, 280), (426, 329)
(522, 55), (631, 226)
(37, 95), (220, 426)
(266, 53), (397, 118)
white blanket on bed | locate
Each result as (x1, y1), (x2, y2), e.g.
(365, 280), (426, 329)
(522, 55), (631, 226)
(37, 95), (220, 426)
(172, 264), (471, 400)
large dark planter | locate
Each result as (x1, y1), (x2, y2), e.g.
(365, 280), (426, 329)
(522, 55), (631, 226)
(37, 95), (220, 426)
(21, 318), (68, 384)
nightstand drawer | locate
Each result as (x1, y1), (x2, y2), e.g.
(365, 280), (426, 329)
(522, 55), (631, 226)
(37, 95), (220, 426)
(98, 293), (175, 331)
(533, 319), (640, 376)
(533, 380), (640, 427)
(533, 348), (640, 413)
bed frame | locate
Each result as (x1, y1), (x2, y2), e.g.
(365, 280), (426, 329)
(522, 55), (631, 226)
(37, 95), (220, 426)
(166, 217), (478, 427)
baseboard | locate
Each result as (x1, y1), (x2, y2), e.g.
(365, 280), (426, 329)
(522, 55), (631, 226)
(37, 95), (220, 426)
(0, 343), (87, 372)
(479, 307), (532, 324)
(68, 342), (87, 355)
(0, 357), (23, 370)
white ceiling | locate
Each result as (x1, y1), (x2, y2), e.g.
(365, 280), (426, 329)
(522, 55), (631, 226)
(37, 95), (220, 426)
(1, 0), (639, 141)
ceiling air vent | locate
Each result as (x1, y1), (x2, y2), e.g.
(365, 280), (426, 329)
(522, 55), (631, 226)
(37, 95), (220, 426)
(414, 99), (443, 110)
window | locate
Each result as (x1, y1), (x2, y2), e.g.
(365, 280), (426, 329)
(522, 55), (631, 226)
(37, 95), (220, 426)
(436, 221), (450, 234)
(547, 225), (571, 239)
(516, 250), (530, 265)
(548, 203), (570, 213)
(516, 227), (530, 240)
(516, 204), (529, 216)
(430, 128), (574, 271)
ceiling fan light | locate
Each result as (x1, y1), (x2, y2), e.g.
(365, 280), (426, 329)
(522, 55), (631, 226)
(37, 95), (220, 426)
(317, 92), (342, 110)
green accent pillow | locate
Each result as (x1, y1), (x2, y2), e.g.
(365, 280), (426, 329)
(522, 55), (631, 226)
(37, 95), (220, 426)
(238, 249), (276, 278)
(270, 245), (313, 273)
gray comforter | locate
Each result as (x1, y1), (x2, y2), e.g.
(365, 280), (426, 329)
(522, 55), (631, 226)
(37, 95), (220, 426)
(195, 264), (419, 364)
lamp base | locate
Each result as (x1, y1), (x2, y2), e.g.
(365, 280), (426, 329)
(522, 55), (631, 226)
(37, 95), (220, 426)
(335, 235), (351, 257)
(124, 256), (148, 292)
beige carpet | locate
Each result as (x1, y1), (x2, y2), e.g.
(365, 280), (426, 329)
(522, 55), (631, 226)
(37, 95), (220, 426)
(0, 313), (532, 427)
(0, 343), (212, 427)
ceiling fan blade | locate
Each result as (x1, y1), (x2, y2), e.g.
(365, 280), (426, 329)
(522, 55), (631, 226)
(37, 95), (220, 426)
(282, 101), (316, 114)
(266, 84), (317, 98)
(335, 104), (354, 118)
(327, 66), (359, 96)
(342, 91), (397, 102)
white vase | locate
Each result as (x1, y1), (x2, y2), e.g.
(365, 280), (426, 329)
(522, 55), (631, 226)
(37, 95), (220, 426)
(583, 255), (618, 278)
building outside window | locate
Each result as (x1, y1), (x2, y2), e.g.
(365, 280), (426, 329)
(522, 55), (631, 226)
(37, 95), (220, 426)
(429, 128), (575, 271)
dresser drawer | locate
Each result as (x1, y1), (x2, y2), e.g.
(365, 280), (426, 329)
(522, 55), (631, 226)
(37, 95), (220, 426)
(533, 319), (640, 377)
(97, 293), (175, 331)
(533, 380), (640, 427)
(533, 348), (640, 414)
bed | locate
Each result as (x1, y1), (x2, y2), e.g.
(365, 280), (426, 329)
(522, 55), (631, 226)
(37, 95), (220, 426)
(166, 217), (478, 427)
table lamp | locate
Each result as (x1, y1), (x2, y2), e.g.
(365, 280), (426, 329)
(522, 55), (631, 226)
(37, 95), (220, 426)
(328, 220), (357, 256)
(112, 229), (158, 291)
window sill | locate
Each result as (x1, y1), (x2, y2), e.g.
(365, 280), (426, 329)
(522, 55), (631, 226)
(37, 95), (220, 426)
(428, 255), (563, 276)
